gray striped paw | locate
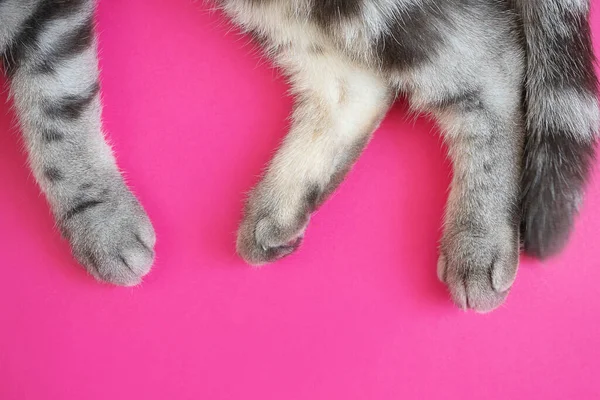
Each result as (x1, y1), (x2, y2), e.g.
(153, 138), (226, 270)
(59, 184), (156, 286)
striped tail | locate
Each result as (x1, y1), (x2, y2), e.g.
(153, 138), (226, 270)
(518, 0), (599, 258)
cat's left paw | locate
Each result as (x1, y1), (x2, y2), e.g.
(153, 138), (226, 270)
(437, 227), (519, 313)
(236, 183), (312, 265)
(60, 182), (156, 287)
(236, 210), (308, 266)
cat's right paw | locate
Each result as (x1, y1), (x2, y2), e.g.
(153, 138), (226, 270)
(59, 184), (156, 286)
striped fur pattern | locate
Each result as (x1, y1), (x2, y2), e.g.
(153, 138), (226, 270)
(517, 0), (599, 258)
(222, 0), (598, 312)
(0, 1), (597, 311)
(0, 0), (155, 286)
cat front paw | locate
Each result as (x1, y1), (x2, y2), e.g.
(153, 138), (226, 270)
(236, 211), (308, 266)
(59, 183), (156, 286)
(437, 226), (519, 313)
(236, 185), (313, 265)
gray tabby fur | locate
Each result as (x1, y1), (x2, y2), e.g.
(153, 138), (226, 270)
(0, 0), (597, 312)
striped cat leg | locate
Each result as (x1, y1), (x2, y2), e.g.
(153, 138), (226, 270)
(3, 0), (155, 285)
(425, 77), (523, 313)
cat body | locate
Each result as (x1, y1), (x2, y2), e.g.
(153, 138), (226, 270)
(0, 0), (597, 312)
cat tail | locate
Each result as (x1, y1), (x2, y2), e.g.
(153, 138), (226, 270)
(517, 0), (599, 258)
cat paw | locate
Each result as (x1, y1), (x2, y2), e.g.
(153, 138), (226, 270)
(236, 184), (312, 265)
(236, 210), (308, 265)
(437, 228), (519, 313)
(59, 184), (156, 286)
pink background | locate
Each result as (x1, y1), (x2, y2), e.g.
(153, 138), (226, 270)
(1, 1), (600, 399)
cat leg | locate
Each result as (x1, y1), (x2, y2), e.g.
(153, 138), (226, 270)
(237, 48), (392, 264)
(3, 1), (155, 285)
(413, 74), (524, 312)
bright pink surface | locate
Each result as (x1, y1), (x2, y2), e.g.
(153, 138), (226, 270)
(1, 2), (600, 399)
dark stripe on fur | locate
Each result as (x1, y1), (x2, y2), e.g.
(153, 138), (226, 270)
(44, 81), (99, 120)
(372, 0), (472, 71)
(44, 167), (63, 182)
(375, 5), (443, 70)
(311, 0), (362, 27)
(431, 90), (484, 112)
(523, 7), (597, 93)
(64, 199), (103, 221)
(1, 0), (89, 75)
(35, 15), (94, 74)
